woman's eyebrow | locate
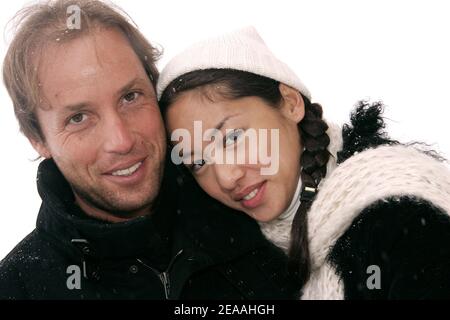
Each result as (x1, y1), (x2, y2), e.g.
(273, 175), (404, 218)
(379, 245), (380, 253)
(182, 113), (243, 159)
(213, 113), (241, 131)
(202, 113), (241, 142)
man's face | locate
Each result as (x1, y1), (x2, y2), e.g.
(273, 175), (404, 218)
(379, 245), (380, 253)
(33, 28), (166, 222)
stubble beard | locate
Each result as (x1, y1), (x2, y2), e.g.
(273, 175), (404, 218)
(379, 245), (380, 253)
(70, 157), (165, 221)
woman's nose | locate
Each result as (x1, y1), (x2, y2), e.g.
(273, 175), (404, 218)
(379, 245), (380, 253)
(213, 164), (245, 191)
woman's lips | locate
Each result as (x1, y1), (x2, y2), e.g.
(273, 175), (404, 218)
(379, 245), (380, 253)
(240, 181), (267, 209)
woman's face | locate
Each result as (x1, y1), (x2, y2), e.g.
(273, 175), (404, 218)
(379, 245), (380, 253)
(165, 84), (305, 222)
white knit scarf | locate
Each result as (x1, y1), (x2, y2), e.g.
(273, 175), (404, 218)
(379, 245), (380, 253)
(259, 121), (450, 299)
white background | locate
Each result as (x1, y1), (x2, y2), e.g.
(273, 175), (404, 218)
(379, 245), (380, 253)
(1, 0), (449, 259)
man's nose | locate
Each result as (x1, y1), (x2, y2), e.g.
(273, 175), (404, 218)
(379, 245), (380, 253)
(102, 112), (135, 155)
(214, 164), (245, 191)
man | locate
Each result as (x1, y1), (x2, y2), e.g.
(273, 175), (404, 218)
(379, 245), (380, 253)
(0, 0), (299, 299)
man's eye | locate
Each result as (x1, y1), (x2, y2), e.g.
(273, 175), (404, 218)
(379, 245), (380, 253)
(68, 113), (87, 125)
(123, 92), (139, 104)
(224, 129), (245, 146)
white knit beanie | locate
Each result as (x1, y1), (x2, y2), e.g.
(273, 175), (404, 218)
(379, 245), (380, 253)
(157, 26), (311, 100)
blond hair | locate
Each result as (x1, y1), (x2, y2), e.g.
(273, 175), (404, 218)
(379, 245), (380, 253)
(3, 0), (161, 141)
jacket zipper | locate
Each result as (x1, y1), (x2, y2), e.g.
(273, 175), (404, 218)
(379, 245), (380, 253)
(136, 249), (183, 299)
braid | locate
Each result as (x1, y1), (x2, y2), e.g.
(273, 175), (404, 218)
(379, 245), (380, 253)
(288, 97), (331, 287)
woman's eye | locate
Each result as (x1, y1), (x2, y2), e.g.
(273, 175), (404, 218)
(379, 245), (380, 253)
(68, 113), (87, 125)
(224, 129), (245, 146)
(190, 159), (206, 173)
(123, 92), (140, 104)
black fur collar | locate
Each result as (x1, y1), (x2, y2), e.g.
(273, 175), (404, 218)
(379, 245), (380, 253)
(337, 101), (399, 164)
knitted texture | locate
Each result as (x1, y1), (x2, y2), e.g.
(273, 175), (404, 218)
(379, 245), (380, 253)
(308, 146), (450, 268)
(259, 121), (450, 299)
(304, 145), (450, 299)
(157, 26), (311, 100)
(301, 263), (344, 299)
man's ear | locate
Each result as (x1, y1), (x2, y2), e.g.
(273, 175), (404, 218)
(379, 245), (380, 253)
(279, 83), (305, 123)
(29, 137), (52, 159)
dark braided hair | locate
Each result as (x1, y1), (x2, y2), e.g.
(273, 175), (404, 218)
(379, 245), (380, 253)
(290, 97), (330, 286)
(159, 69), (331, 287)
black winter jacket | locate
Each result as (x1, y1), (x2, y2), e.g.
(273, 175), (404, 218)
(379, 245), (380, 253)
(0, 159), (299, 300)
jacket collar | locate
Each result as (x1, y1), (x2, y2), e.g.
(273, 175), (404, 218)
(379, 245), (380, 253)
(35, 159), (174, 264)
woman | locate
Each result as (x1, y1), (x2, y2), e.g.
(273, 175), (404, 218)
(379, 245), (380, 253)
(157, 27), (450, 299)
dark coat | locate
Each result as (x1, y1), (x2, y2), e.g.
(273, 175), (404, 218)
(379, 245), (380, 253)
(329, 195), (450, 299)
(0, 159), (299, 300)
